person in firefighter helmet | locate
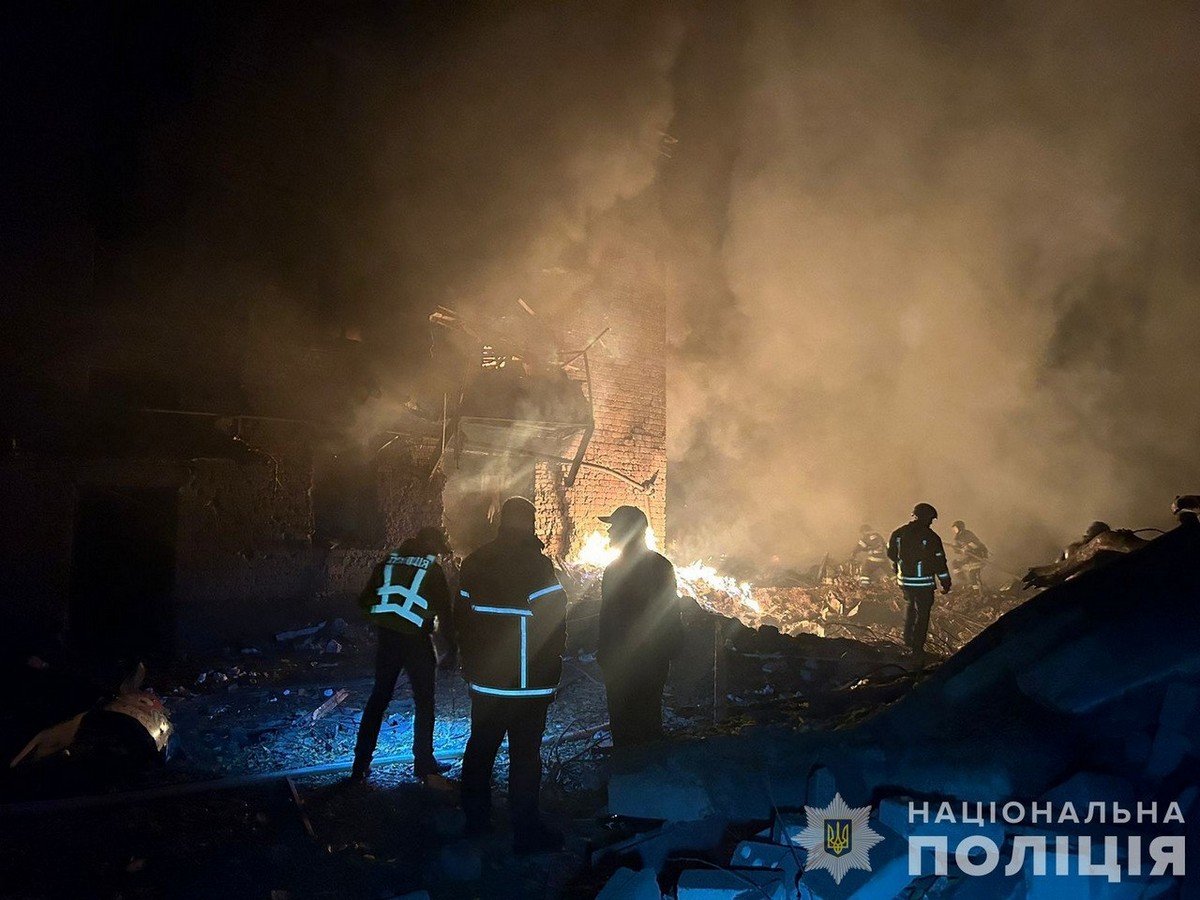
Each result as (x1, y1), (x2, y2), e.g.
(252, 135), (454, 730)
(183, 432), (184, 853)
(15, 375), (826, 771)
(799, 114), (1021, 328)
(352, 526), (457, 782)
(850, 524), (890, 584)
(887, 503), (951, 664)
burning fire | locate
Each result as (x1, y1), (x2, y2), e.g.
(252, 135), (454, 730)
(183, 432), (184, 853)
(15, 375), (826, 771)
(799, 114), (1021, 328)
(572, 528), (660, 568)
(569, 529), (761, 615)
(676, 560), (761, 614)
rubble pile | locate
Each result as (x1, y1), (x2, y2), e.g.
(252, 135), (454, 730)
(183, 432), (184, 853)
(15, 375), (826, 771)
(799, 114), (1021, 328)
(592, 522), (1200, 899)
(564, 552), (1029, 660)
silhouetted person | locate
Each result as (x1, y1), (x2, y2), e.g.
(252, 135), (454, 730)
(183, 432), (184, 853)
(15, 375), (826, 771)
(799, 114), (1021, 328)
(456, 497), (566, 853)
(352, 526), (457, 782)
(850, 524), (890, 584)
(598, 505), (683, 748)
(887, 503), (951, 664)
(1173, 495), (1199, 528)
(950, 520), (989, 590)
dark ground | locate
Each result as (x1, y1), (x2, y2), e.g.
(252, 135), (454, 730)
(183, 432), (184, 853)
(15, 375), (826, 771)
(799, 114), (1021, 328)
(0, 595), (949, 900)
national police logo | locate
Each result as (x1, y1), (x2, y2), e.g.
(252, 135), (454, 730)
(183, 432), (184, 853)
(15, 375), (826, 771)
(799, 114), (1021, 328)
(797, 792), (883, 884)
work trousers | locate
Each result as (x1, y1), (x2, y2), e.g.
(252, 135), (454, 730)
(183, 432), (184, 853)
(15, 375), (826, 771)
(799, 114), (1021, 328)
(953, 559), (985, 588)
(460, 694), (550, 836)
(603, 663), (668, 749)
(901, 587), (936, 658)
(354, 628), (437, 768)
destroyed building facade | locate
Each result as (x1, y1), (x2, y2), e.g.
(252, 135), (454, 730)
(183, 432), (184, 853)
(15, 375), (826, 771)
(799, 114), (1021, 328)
(0, 241), (667, 660)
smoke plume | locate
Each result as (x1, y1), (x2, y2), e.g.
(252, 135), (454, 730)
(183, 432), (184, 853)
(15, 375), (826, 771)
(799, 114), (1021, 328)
(666, 1), (1200, 569)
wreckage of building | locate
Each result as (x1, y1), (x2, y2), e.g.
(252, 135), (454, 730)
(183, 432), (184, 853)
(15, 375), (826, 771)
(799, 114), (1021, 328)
(0, 243), (666, 661)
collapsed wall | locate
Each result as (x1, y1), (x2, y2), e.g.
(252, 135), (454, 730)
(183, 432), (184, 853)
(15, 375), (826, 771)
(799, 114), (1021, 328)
(605, 521), (1200, 897)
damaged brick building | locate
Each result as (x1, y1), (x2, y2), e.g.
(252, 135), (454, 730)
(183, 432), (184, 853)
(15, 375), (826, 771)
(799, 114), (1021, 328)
(0, 243), (667, 661)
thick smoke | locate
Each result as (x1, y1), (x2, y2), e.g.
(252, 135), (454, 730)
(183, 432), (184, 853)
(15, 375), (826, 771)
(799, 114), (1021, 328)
(667, 1), (1200, 569)
(48, 2), (1199, 570)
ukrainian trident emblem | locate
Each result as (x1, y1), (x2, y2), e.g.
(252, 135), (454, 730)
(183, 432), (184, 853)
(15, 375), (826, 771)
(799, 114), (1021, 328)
(825, 818), (852, 857)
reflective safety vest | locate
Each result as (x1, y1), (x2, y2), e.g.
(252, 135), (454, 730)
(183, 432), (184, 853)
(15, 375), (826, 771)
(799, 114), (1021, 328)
(365, 553), (439, 631)
(888, 523), (951, 590)
(461, 581), (565, 699)
(858, 533), (888, 563)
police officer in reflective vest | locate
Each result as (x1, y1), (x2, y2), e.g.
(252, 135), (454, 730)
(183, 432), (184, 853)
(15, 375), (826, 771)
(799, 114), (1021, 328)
(352, 526), (457, 782)
(887, 503), (951, 662)
(456, 497), (566, 853)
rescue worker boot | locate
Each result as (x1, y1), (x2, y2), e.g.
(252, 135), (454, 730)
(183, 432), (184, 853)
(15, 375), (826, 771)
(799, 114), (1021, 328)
(413, 756), (452, 778)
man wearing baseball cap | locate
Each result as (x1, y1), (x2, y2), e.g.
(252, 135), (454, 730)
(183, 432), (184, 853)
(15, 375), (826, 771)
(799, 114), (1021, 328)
(597, 505), (683, 748)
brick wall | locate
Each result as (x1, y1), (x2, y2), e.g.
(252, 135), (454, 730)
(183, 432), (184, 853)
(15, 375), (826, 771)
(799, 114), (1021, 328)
(535, 243), (668, 557)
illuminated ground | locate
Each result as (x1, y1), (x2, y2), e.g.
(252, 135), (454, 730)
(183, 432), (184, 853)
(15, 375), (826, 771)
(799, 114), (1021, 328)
(1, 609), (933, 899)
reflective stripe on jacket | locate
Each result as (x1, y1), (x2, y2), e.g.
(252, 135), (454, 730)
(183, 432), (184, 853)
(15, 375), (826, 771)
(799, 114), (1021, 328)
(887, 522), (951, 589)
(456, 530), (567, 699)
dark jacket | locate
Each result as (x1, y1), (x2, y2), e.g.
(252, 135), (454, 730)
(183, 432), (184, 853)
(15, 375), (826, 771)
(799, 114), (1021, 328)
(456, 529), (566, 700)
(599, 547), (683, 677)
(954, 529), (989, 560)
(359, 538), (455, 640)
(853, 531), (888, 563)
(887, 522), (951, 590)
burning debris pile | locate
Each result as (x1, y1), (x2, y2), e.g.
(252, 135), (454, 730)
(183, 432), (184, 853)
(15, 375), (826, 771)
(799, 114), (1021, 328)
(559, 531), (1029, 658)
(591, 520), (1199, 899)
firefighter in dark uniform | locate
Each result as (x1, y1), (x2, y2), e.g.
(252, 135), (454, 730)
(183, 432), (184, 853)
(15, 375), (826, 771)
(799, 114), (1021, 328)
(456, 497), (566, 853)
(352, 526), (457, 782)
(598, 505), (682, 749)
(850, 524), (890, 584)
(950, 520), (989, 590)
(887, 503), (951, 663)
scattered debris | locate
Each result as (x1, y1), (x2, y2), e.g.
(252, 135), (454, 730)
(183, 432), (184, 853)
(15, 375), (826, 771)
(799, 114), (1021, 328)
(310, 689), (349, 723)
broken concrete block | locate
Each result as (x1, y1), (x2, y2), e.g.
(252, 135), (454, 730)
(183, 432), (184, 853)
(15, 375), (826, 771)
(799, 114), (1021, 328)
(1016, 615), (1197, 716)
(595, 817), (727, 872)
(729, 840), (801, 887)
(676, 867), (788, 900)
(596, 867), (662, 900)
(806, 766), (837, 808)
(876, 797), (912, 838)
(608, 765), (715, 822)
(772, 811), (806, 846)
(839, 851), (913, 900)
